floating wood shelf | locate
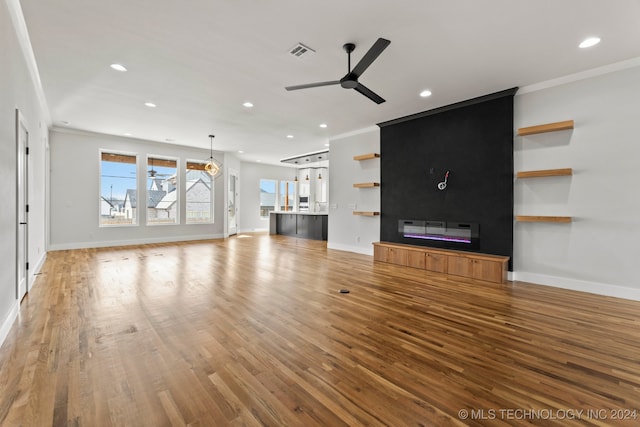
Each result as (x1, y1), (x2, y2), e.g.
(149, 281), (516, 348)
(516, 216), (572, 223)
(518, 120), (574, 136)
(516, 168), (573, 178)
(353, 211), (380, 216)
(353, 153), (380, 161)
(353, 182), (380, 188)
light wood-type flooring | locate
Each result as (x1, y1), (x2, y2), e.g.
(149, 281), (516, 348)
(1, 234), (639, 426)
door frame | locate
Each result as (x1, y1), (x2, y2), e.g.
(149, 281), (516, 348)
(227, 168), (239, 236)
(16, 109), (29, 300)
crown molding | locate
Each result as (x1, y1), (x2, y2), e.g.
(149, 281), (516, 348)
(330, 126), (379, 142)
(518, 56), (640, 95)
(5, 0), (51, 126)
(377, 88), (518, 128)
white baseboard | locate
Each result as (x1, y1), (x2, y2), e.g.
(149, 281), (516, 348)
(48, 233), (225, 251)
(238, 228), (268, 233)
(1, 254), (47, 349)
(513, 271), (640, 301)
(327, 242), (373, 256)
(319, 249), (640, 301)
(28, 251), (47, 290)
(0, 300), (19, 350)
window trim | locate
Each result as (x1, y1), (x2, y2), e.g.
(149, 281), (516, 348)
(146, 154), (180, 226)
(259, 178), (277, 219)
(99, 149), (138, 227)
(185, 159), (215, 225)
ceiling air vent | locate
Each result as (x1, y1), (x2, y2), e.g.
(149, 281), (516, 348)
(288, 42), (315, 58)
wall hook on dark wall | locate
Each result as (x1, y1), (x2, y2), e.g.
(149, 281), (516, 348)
(437, 170), (450, 190)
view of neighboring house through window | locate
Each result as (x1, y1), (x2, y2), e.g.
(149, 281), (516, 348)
(186, 161), (214, 224)
(100, 151), (137, 226)
(146, 156), (178, 225)
(279, 180), (295, 211)
(260, 179), (276, 218)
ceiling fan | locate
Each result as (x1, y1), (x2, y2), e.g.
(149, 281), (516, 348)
(285, 37), (391, 104)
(147, 158), (170, 178)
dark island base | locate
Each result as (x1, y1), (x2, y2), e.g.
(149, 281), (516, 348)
(269, 212), (328, 240)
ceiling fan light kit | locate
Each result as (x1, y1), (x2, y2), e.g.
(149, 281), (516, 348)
(285, 38), (391, 104)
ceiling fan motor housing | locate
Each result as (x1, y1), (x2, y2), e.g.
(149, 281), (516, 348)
(340, 74), (359, 88)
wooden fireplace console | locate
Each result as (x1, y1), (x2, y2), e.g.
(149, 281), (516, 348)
(373, 242), (509, 284)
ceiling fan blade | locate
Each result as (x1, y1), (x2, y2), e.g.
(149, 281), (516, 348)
(351, 38), (390, 78)
(285, 81), (340, 91)
(354, 83), (385, 104)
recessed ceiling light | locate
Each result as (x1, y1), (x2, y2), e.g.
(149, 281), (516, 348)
(256, 159), (262, 162)
(124, 132), (132, 136)
(579, 37), (601, 48)
(110, 63), (127, 72)
(144, 102), (157, 108)
(420, 90), (432, 97)
(238, 150), (244, 154)
(243, 102), (254, 108)
(319, 123), (328, 128)
(286, 135), (294, 139)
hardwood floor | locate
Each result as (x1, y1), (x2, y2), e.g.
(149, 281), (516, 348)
(1, 234), (639, 426)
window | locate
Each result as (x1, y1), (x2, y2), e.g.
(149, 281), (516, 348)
(185, 161), (213, 224)
(100, 151), (137, 226)
(315, 168), (328, 211)
(146, 156), (178, 225)
(279, 180), (295, 211)
(259, 179), (276, 218)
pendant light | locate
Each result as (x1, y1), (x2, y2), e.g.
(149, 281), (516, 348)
(204, 134), (223, 178)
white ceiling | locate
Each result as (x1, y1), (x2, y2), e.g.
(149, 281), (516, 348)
(19, 0), (640, 166)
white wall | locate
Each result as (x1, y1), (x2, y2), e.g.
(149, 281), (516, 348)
(327, 128), (380, 255)
(49, 129), (226, 249)
(239, 161), (296, 232)
(0, 0), (49, 346)
(513, 64), (640, 300)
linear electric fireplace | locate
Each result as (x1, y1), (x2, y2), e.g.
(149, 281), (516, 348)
(398, 220), (479, 250)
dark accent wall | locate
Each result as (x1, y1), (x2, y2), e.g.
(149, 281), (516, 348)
(378, 89), (516, 269)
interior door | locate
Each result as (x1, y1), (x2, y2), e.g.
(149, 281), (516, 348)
(16, 110), (29, 300)
(227, 169), (238, 235)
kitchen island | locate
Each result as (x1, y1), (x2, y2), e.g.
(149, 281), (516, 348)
(269, 211), (328, 240)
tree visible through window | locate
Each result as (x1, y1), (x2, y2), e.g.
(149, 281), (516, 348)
(100, 151), (137, 226)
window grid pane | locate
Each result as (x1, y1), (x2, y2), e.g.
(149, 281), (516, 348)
(186, 162), (213, 224)
(260, 179), (276, 217)
(147, 156), (178, 225)
(279, 181), (295, 211)
(100, 151), (137, 226)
